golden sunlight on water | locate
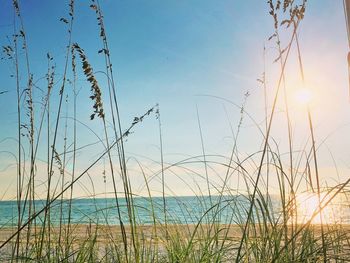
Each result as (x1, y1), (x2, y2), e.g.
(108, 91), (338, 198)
(295, 192), (349, 224)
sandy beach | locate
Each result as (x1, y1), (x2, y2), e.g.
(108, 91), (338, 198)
(1, 223), (349, 248)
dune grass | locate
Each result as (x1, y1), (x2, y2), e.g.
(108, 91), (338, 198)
(1, 0), (350, 262)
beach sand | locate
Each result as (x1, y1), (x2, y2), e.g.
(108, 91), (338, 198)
(1, 223), (350, 261)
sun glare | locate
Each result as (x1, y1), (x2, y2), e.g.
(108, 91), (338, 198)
(296, 192), (336, 224)
(295, 88), (313, 105)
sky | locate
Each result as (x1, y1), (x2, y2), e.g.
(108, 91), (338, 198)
(0, 0), (349, 200)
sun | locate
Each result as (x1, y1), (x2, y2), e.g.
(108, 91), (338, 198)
(294, 88), (313, 105)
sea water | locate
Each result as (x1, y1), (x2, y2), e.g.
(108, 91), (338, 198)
(0, 194), (349, 227)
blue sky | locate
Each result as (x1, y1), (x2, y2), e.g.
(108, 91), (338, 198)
(0, 1), (349, 199)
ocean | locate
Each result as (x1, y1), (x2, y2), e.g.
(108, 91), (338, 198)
(0, 194), (349, 227)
